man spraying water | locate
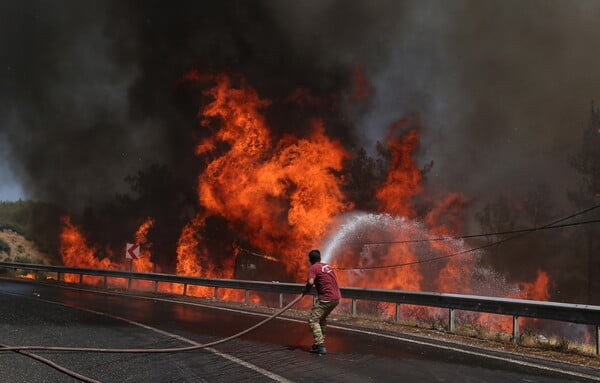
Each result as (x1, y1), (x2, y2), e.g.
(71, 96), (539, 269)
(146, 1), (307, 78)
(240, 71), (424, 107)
(302, 249), (342, 355)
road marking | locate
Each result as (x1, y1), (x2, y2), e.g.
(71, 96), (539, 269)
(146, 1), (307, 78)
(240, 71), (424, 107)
(137, 293), (600, 382)
(333, 327), (600, 382)
(0, 289), (295, 383)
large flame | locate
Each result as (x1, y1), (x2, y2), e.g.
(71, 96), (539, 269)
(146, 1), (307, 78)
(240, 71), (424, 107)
(58, 68), (552, 333)
(60, 215), (115, 284)
(183, 72), (351, 281)
(175, 213), (213, 297)
(376, 119), (422, 218)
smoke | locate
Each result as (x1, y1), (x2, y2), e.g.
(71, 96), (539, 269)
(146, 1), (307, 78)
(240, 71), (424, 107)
(2, 1), (600, 216)
(1, 2), (146, 208)
(272, 0), (600, 214)
(0, 146), (23, 202)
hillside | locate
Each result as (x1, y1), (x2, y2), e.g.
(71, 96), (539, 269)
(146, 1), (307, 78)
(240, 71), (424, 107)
(0, 200), (64, 265)
(0, 228), (51, 264)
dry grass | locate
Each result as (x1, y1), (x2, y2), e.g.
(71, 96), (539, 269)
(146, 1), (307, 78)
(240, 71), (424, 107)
(0, 229), (50, 264)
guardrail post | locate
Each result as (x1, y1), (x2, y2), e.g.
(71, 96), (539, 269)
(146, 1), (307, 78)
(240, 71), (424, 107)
(279, 293), (283, 309)
(182, 284), (187, 297)
(512, 315), (519, 343)
(154, 280), (158, 293)
(214, 287), (218, 300)
(103, 276), (107, 288)
(395, 303), (401, 323)
(79, 274), (83, 285)
(128, 278), (132, 290)
(449, 308), (455, 332)
(245, 289), (250, 305)
(57, 272), (61, 282)
(352, 299), (357, 317)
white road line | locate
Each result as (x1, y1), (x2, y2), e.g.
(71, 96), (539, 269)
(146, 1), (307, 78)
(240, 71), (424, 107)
(0, 289), (295, 383)
(123, 292), (600, 382)
(333, 327), (600, 382)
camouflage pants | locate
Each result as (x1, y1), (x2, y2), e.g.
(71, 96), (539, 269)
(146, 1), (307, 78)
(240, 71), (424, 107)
(308, 299), (339, 345)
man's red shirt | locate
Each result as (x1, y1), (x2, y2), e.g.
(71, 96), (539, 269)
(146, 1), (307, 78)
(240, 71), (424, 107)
(308, 262), (341, 300)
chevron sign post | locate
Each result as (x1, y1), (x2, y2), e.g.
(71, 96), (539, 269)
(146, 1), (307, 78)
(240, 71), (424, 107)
(126, 243), (140, 260)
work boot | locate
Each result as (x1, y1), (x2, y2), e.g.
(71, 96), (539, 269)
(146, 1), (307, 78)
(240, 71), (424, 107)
(309, 343), (326, 355)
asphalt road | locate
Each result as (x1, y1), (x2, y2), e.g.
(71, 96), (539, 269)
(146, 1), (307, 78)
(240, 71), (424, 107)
(1, 278), (598, 383)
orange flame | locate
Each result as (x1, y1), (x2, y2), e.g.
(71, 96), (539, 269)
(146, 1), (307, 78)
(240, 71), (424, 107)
(175, 213), (212, 297)
(60, 215), (115, 285)
(332, 119), (426, 311)
(518, 270), (550, 301)
(188, 72), (351, 280)
(376, 121), (422, 218)
(132, 217), (155, 272)
(59, 216), (159, 289)
(130, 217), (155, 290)
(55, 68), (553, 335)
(473, 270), (551, 332)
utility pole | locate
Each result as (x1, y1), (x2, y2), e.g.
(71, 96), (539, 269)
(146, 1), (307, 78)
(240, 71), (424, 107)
(587, 230), (593, 304)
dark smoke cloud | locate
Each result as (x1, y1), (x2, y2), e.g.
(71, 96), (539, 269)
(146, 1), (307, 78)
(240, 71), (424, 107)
(271, 0), (600, 216)
(1, 1), (148, 208)
(2, 0), (600, 218)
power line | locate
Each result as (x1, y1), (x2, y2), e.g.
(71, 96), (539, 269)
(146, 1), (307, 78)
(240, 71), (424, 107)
(345, 219), (600, 246)
(335, 202), (600, 271)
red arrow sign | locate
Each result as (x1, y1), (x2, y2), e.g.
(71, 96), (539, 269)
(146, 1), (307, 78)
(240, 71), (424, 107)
(126, 243), (140, 260)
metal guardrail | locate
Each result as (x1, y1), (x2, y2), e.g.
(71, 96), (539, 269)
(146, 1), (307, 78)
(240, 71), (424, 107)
(1, 261), (599, 356)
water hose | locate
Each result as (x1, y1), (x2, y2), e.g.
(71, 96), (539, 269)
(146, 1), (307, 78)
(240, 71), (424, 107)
(1, 294), (305, 353)
(1, 343), (103, 383)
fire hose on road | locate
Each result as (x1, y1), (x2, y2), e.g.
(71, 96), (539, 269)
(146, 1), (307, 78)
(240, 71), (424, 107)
(2, 293), (304, 353)
(1, 293), (306, 383)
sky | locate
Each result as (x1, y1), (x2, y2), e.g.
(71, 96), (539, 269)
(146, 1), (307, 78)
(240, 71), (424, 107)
(1, 0), (599, 219)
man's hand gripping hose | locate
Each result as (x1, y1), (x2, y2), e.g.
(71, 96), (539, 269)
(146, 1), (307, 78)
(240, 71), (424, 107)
(0, 294), (305, 354)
